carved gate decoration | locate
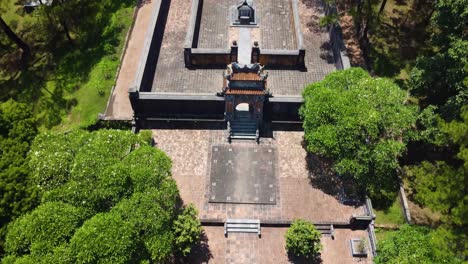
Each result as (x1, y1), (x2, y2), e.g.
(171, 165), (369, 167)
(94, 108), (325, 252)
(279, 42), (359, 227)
(220, 63), (269, 140)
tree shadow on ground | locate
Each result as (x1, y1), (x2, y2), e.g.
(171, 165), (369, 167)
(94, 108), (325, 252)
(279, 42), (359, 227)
(180, 231), (213, 264)
(288, 252), (323, 264)
(303, 140), (364, 206)
(320, 41), (335, 64)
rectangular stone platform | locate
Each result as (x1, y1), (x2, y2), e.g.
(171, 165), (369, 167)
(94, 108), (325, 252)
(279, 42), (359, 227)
(209, 145), (277, 204)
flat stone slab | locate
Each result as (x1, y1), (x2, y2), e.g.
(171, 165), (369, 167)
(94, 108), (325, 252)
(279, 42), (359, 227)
(209, 145), (277, 205)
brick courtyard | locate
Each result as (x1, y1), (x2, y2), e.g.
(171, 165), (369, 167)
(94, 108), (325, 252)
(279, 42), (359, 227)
(151, 126), (371, 263)
(149, 0), (335, 95)
(153, 128), (365, 223)
(188, 227), (372, 264)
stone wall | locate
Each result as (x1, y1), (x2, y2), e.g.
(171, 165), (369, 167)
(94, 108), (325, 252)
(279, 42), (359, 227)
(129, 91), (225, 120)
(325, 5), (351, 70)
(183, 0), (237, 68)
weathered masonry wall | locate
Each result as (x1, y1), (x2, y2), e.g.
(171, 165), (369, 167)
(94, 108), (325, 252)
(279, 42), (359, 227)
(325, 5), (351, 70)
(184, 0), (237, 68)
(251, 0), (306, 70)
(132, 0), (170, 92)
(265, 97), (303, 122)
(129, 92), (225, 120)
(184, 0), (306, 70)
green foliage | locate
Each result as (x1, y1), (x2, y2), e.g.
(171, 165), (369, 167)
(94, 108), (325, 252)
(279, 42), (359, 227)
(406, 107), (468, 256)
(409, 39), (467, 118)
(430, 0), (468, 48)
(285, 219), (322, 258)
(0, 0), (135, 130)
(319, 13), (339, 27)
(121, 146), (172, 193)
(406, 107), (467, 229)
(300, 68), (418, 197)
(114, 183), (179, 262)
(0, 100), (39, 256)
(375, 225), (462, 264)
(4, 202), (86, 257)
(374, 199), (405, 226)
(3, 129), (201, 262)
(69, 212), (136, 264)
(173, 204), (203, 257)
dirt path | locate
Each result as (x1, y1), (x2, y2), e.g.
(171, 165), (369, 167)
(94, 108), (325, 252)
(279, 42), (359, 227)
(105, 0), (157, 120)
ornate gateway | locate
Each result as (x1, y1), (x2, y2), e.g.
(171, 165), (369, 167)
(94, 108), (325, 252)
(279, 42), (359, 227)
(220, 63), (270, 142)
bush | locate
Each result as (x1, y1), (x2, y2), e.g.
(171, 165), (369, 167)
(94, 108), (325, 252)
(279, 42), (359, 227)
(69, 212), (136, 264)
(173, 204), (202, 257)
(5, 202), (86, 256)
(285, 219), (322, 258)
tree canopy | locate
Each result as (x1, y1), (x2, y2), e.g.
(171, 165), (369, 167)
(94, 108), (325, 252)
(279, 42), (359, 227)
(285, 219), (322, 259)
(300, 68), (418, 198)
(375, 225), (461, 264)
(409, 0), (467, 119)
(2, 130), (201, 263)
(0, 100), (39, 256)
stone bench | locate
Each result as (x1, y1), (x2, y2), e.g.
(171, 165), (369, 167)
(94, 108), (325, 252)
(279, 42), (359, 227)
(224, 219), (261, 237)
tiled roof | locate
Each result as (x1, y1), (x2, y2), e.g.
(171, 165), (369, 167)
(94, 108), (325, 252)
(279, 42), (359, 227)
(230, 73), (262, 81)
(226, 89), (266, 95)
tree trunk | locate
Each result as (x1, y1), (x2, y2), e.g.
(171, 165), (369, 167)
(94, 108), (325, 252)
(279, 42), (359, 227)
(0, 16), (31, 63)
(378, 0), (388, 15)
(61, 19), (73, 44)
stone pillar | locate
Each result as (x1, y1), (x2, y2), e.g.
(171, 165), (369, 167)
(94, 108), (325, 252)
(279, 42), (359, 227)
(184, 48), (192, 68)
(298, 49), (306, 71)
(225, 95), (235, 122)
(128, 87), (140, 115)
(251, 41), (260, 64)
(230, 41), (238, 63)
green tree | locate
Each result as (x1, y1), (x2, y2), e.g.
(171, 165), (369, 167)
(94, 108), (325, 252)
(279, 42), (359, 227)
(4, 202), (86, 257)
(285, 219), (322, 259)
(375, 225), (461, 264)
(409, 39), (467, 118)
(409, 0), (467, 119)
(173, 204), (203, 257)
(405, 107), (467, 256)
(2, 129), (201, 262)
(0, 100), (39, 256)
(69, 212), (136, 264)
(300, 68), (418, 198)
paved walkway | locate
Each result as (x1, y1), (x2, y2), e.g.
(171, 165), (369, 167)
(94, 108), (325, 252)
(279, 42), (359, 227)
(152, 128), (365, 223)
(188, 227), (372, 263)
(105, 0), (157, 120)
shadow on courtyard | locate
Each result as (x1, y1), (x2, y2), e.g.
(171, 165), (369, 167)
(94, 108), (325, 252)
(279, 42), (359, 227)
(288, 253), (323, 264)
(303, 140), (365, 207)
(180, 231), (213, 264)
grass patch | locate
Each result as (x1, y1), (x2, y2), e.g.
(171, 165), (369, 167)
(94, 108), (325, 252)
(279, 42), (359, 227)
(54, 7), (134, 131)
(0, 1), (135, 131)
(375, 228), (398, 241)
(369, 0), (433, 80)
(374, 198), (405, 226)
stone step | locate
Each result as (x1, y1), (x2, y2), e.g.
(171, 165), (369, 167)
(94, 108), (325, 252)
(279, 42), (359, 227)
(231, 135), (256, 140)
(226, 223), (260, 229)
(225, 219), (261, 236)
(231, 124), (257, 129)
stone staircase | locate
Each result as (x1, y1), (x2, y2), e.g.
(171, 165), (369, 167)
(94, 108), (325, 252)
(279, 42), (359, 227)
(230, 112), (257, 140)
(224, 219), (261, 237)
(315, 224), (335, 239)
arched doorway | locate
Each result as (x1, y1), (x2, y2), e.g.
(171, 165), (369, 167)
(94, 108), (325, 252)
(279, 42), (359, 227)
(235, 102), (250, 112)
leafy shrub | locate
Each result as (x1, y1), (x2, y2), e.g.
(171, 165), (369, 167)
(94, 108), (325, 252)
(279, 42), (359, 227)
(5, 202), (86, 256)
(69, 212), (136, 264)
(173, 204), (202, 257)
(285, 219), (322, 258)
(375, 225), (462, 264)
